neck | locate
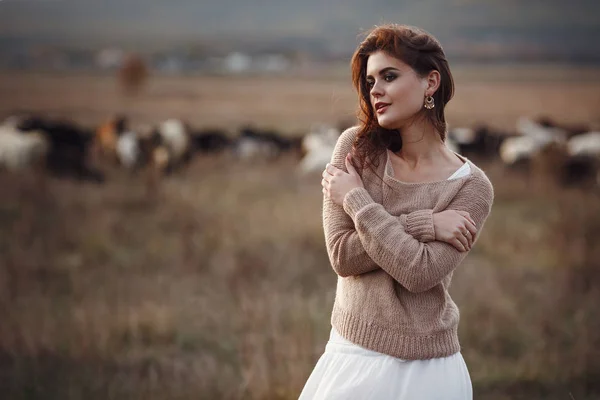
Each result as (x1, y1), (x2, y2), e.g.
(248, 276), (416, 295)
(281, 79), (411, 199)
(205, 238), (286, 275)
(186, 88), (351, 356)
(394, 117), (450, 168)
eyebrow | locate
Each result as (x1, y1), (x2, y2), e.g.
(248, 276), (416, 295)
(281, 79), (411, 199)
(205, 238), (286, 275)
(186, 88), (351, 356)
(366, 67), (400, 79)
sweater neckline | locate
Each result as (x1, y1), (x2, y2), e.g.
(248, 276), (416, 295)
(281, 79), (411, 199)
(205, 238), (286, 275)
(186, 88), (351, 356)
(383, 149), (473, 186)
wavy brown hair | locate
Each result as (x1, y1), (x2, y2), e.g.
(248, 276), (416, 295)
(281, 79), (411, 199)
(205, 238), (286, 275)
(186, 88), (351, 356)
(350, 24), (455, 174)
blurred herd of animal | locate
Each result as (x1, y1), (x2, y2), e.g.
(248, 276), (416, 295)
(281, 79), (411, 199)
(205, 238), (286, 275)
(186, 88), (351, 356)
(1, 112), (599, 189)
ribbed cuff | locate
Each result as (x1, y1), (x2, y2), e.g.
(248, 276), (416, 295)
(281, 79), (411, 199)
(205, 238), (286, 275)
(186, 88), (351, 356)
(342, 187), (374, 220)
(403, 209), (436, 242)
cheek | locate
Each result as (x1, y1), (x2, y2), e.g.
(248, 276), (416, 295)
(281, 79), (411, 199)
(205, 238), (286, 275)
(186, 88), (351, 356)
(391, 90), (423, 115)
(409, 90), (425, 111)
(390, 81), (423, 109)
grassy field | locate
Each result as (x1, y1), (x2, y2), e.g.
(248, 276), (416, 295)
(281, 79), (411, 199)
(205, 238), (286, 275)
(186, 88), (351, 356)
(1, 68), (600, 399)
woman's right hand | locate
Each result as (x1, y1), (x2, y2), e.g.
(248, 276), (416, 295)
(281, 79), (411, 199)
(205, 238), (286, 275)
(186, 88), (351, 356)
(432, 210), (478, 252)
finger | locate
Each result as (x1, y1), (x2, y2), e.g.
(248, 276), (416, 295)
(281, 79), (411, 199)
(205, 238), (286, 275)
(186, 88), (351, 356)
(464, 219), (477, 239)
(451, 238), (467, 252)
(464, 229), (473, 248)
(461, 234), (471, 251)
(456, 210), (469, 218)
(323, 167), (334, 177)
(325, 163), (340, 175)
(457, 211), (476, 226)
(321, 178), (328, 188)
(456, 231), (469, 250)
(345, 154), (357, 175)
(322, 170), (330, 182)
(464, 212), (476, 226)
(459, 227), (470, 247)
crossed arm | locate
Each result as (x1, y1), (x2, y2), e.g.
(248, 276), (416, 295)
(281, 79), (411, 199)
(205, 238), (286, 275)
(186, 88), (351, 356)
(322, 129), (494, 291)
(324, 180), (493, 292)
(324, 195), (438, 277)
(341, 181), (492, 292)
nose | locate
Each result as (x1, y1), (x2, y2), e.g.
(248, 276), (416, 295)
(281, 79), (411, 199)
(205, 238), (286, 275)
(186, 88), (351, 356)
(370, 80), (384, 98)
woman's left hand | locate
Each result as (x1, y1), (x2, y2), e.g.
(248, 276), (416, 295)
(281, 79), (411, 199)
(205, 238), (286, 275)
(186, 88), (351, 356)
(322, 153), (364, 206)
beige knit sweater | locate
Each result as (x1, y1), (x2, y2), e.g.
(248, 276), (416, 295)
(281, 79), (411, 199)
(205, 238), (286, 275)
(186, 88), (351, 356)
(324, 126), (494, 360)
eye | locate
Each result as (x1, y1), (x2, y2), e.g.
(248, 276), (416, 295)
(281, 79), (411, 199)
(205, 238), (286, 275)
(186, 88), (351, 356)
(365, 79), (374, 89)
(384, 73), (397, 82)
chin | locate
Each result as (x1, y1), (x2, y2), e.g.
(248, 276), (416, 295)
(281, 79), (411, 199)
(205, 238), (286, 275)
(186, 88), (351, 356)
(377, 116), (399, 130)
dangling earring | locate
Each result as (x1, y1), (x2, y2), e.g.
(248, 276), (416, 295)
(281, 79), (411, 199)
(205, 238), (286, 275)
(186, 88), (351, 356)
(424, 95), (435, 110)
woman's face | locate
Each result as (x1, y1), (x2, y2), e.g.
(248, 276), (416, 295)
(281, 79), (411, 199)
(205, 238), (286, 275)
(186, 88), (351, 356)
(365, 51), (428, 130)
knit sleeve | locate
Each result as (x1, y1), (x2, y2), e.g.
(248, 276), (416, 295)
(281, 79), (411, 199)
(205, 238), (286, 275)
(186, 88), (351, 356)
(342, 175), (494, 292)
(399, 210), (436, 242)
(323, 127), (380, 277)
(323, 127), (438, 277)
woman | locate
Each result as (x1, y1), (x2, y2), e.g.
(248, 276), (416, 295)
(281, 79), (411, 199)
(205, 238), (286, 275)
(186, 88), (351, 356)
(299, 24), (494, 399)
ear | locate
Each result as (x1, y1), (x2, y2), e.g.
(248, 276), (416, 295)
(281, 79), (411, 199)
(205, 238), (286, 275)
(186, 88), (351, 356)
(424, 70), (441, 97)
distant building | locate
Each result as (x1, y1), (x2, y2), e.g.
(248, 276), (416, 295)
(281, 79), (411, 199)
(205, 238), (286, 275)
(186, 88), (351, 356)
(255, 54), (290, 73)
(96, 48), (124, 70)
(223, 52), (252, 73)
(155, 55), (185, 74)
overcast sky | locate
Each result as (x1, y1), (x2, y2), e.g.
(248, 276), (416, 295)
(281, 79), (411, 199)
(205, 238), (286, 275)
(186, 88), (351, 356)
(0, 0), (598, 53)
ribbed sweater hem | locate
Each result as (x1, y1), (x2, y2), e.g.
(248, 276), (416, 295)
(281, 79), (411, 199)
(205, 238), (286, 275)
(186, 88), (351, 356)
(331, 303), (460, 360)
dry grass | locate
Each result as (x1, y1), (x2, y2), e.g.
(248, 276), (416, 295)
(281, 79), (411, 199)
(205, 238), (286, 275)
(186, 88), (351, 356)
(0, 155), (334, 400)
(0, 154), (599, 400)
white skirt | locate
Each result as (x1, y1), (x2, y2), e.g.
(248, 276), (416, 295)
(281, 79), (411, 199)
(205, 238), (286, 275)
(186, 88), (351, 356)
(299, 326), (472, 400)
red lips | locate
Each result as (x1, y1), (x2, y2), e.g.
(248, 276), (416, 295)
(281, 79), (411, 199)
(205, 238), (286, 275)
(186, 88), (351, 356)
(375, 102), (390, 114)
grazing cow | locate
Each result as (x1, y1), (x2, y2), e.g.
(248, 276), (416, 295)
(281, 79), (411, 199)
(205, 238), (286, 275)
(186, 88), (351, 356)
(16, 115), (104, 183)
(135, 125), (164, 168)
(156, 118), (193, 172)
(116, 120), (193, 174)
(259, 129), (303, 156)
(501, 121), (600, 188)
(499, 135), (540, 168)
(567, 131), (600, 158)
(516, 117), (567, 144)
(283, 133), (305, 159)
(499, 117), (569, 170)
(0, 123), (49, 171)
(562, 155), (599, 187)
(529, 139), (600, 189)
(1, 115), (27, 131)
(298, 125), (340, 174)
(190, 128), (232, 154)
(447, 124), (507, 160)
(562, 131), (600, 187)
(536, 116), (590, 139)
(530, 141), (570, 186)
(95, 115), (128, 163)
(232, 127), (282, 161)
(234, 137), (277, 161)
(115, 130), (140, 169)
